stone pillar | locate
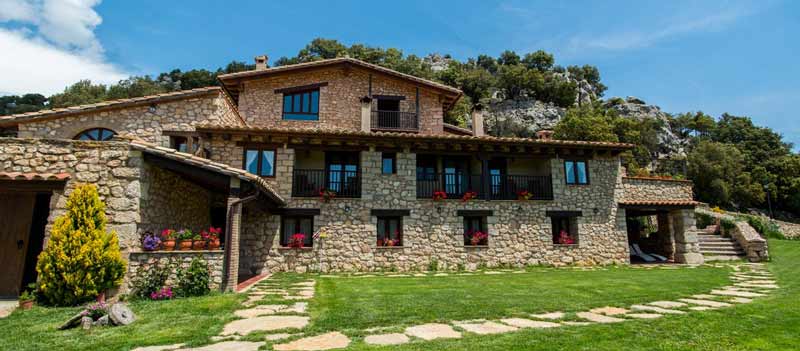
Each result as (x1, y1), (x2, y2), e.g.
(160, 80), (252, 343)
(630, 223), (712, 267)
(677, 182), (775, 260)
(223, 178), (242, 292)
(360, 96), (372, 132)
(671, 209), (704, 264)
(657, 212), (674, 259)
(471, 105), (485, 137)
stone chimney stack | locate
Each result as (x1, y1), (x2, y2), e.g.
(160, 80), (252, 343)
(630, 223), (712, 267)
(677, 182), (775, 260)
(255, 55), (269, 70)
(536, 130), (555, 141)
(471, 104), (485, 137)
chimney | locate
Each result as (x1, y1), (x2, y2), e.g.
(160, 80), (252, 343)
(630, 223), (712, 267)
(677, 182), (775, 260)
(254, 55), (269, 70)
(471, 104), (485, 137)
(536, 129), (554, 141)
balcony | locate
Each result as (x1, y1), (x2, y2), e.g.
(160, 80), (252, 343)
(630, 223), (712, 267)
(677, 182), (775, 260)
(292, 169), (361, 198)
(416, 173), (553, 200)
(371, 110), (419, 132)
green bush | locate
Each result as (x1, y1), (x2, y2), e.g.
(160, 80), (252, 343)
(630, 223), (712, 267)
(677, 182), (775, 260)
(176, 256), (210, 297)
(719, 218), (737, 237)
(744, 215), (786, 240)
(695, 212), (714, 229)
(130, 260), (173, 299)
(36, 184), (126, 306)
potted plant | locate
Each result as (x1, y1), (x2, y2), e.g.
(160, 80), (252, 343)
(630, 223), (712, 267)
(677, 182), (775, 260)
(516, 190), (532, 201)
(318, 188), (337, 203)
(177, 229), (194, 250)
(141, 231), (161, 251)
(468, 231), (488, 246)
(288, 233), (306, 248)
(191, 230), (206, 250)
(461, 191), (478, 202)
(557, 230), (575, 245)
(160, 229), (176, 251)
(18, 283), (36, 310)
(204, 227), (222, 250)
(432, 190), (447, 201)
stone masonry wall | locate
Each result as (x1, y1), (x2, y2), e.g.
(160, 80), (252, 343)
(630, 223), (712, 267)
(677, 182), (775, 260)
(17, 92), (241, 147)
(238, 66), (445, 135)
(138, 164), (213, 235)
(127, 251), (224, 291)
(622, 177), (694, 201)
(206, 136), (629, 274)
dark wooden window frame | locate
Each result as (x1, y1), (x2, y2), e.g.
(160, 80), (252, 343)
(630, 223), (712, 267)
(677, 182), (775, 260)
(381, 152), (396, 174)
(462, 215), (488, 246)
(242, 146), (277, 177)
(74, 127), (116, 141)
(281, 86), (322, 121)
(376, 216), (404, 246)
(550, 215), (579, 246)
(564, 159), (590, 185)
(280, 215), (314, 247)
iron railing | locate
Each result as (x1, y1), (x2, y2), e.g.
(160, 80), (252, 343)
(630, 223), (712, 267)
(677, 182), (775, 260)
(416, 173), (553, 200)
(292, 169), (361, 198)
(371, 110), (419, 131)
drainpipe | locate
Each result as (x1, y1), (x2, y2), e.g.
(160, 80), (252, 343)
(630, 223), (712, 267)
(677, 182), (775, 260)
(222, 186), (259, 292)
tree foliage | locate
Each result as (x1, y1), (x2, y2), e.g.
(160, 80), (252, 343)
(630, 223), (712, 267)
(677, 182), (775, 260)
(36, 184), (126, 306)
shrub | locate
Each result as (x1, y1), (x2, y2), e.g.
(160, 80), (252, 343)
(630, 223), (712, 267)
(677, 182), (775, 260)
(176, 256), (210, 297)
(744, 215), (786, 240)
(719, 218), (737, 237)
(36, 184), (126, 306)
(130, 260), (172, 299)
(695, 212), (714, 229)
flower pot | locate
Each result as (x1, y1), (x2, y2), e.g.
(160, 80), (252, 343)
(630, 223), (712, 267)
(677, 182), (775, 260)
(178, 240), (192, 251)
(192, 240), (206, 250)
(162, 239), (176, 251)
(207, 239), (220, 250)
(19, 299), (33, 310)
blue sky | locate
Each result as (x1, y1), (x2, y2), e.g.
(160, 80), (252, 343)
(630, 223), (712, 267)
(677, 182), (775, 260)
(1, 0), (798, 151)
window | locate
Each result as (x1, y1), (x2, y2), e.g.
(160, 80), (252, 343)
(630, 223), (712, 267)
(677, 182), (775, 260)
(564, 160), (589, 185)
(463, 216), (488, 246)
(283, 89), (320, 120)
(376, 216), (402, 246)
(381, 153), (396, 174)
(376, 98), (401, 112)
(551, 216), (578, 245)
(74, 128), (116, 141)
(243, 147), (276, 177)
(281, 216), (314, 247)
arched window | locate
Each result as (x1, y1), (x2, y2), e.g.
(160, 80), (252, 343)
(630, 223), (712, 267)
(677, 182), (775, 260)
(74, 128), (116, 141)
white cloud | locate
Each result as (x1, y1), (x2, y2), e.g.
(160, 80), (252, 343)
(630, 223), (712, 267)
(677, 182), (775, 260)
(0, 0), (128, 95)
(568, 5), (755, 51)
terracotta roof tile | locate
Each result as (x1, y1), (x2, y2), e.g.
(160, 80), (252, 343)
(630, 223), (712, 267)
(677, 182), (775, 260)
(619, 200), (699, 207)
(0, 172), (70, 181)
(623, 176), (693, 184)
(126, 138), (285, 207)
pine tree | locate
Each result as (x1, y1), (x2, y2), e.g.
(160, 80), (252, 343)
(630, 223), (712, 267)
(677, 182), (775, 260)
(36, 184), (126, 306)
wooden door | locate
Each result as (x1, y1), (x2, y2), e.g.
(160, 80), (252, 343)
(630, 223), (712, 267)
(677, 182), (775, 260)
(0, 193), (35, 296)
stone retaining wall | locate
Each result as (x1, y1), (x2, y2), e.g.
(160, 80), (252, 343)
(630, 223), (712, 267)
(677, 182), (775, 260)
(622, 177), (694, 201)
(696, 209), (768, 262)
(126, 251), (225, 292)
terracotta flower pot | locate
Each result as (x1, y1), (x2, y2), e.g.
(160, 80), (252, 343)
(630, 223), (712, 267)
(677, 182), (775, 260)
(207, 239), (220, 250)
(162, 239), (176, 251)
(192, 240), (206, 250)
(19, 300), (33, 310)
(178, 240), (192, 251)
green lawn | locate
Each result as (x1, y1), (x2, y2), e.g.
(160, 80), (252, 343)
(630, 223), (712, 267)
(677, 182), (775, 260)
(307, 265), (729, 333)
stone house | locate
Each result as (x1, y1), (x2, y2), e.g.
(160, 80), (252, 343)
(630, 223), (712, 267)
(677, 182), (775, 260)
(0, 56), (702, 296)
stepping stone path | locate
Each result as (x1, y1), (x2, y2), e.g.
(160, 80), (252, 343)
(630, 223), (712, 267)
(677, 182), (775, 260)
(273, 332), (350, 351)
(134, 263), (778, 350)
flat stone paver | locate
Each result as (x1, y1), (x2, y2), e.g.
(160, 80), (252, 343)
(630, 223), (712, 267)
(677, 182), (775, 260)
(648, 301), (687, 309)
(710, 289), (765, 298)
(293, 282), (315, 287)
(691, 294), (720, 300)
(530, 311), (565, 320)
(364, 333), (410, 346)
(576, 312), (625, 323)
(222, 316), (310, 335)
(729, 297), (753, 304)
(178, 341), (263, 351)
(562, 321), (593, 326)
(455, 321), (518, 335)
(485, 271), (504, 275)
(626, 313), (663, 319)
(500, 318), (560, 328)
(234, 305), (288, 318)
(273, 332), (350, 351)
(589, 306), (629, 316)
(689, 306), (716, 311)
(404, 323), (462, 340)
(630, 305), (685, 314)
(132, 344), (185, 351)
(735, 283), (779, 289)
(265, 333), (296, 341)
(679, 299), (732, 308)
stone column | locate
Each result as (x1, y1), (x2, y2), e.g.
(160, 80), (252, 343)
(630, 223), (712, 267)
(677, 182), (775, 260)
(471, 105), (485, 137)
(671, 209), (704, 264)
(360, 96), (372, 132)
(223, 178), (242, 292)
(657, 212), (674, 259)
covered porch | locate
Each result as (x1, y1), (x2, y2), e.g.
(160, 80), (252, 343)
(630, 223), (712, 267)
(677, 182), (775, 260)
(620, 200), (703, 265)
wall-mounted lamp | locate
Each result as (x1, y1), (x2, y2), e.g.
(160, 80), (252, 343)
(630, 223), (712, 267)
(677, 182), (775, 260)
(436, 206), (443, 214)
(593, 208), (599, 215)
(344, 205), (352, 213)
(148, 104), (157, 113)
(517, 206), (524, 212)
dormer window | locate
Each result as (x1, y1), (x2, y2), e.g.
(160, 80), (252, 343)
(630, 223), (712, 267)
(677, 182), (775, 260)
(283, 89), (319, 121)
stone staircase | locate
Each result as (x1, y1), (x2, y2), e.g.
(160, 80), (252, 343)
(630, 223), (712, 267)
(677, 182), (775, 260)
(696, 224), (746, 260)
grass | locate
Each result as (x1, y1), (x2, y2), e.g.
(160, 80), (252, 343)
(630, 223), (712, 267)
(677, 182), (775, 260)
(306, 265), (729, 333)
(0, 293), (243, 350)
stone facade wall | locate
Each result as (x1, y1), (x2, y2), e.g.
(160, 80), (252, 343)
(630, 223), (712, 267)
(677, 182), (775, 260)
(127, 251), (224, 291)
(138, 164), (214, 234)
(17, 92), (240, 147)
(0, 138), (143, 252)
(237, 66), (445, 135)
(621, 177), (694, 201)
(205, 135), (629, 274)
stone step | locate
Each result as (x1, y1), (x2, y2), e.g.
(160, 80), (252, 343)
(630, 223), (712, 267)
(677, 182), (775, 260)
(699, 242), (742, 250)
(697, 236), (737, 243)
(701, 249), (745, 256)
